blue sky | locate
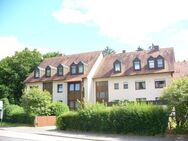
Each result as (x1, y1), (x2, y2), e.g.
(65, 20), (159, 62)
(0, 0), (188, 61)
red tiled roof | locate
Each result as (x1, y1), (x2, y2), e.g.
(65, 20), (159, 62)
(94, 48), (175, 78)
(173, 61), (188, 79)
(25, 51), (101, 83)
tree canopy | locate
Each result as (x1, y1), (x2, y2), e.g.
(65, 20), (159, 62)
(162, 77), (188, 127)
(102, 46), (116, 56)
(0, 48), (42, 104)
(43, 51), (61, 59)
(136, 46), (144, 51)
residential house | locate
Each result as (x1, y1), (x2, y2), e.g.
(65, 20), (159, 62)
(93, 46), (175, 102)
(24, 51), (103, 109)
(25, 46), (175, 108)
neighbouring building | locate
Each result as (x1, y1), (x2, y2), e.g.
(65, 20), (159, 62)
(173, 61), (188, 79)
(25, 46), (176, 109)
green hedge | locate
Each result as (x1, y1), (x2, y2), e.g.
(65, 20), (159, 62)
(4, 104), (35, 124)
(57, 103), (169, 135)
(48, 102), (69, 116)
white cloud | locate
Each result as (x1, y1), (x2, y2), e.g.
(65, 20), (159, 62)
(53, 0), (188, 45)
(0, 36), (51, 60)
(167, 30), (188, 61)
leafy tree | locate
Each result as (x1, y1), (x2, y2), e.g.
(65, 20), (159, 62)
(21, 88), (51, 116)
(43, 52), (61, 59)
(102, 46), (116, 56)
(49, 101), (69, 116)
(162, 77), (188, 128)
(0, 48), (42, 104)
(136, 46), (144, 51)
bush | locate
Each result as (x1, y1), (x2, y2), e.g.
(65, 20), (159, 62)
(49, 102), (69, 116)
(21, 88), (51, 116)
(4, 104), (34, 124)
(57, 103), (169, 135)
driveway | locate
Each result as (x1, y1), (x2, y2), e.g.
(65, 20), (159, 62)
(0, 126), (187, 141)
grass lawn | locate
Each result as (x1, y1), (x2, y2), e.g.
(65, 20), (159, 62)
(0, 122), (32, 127)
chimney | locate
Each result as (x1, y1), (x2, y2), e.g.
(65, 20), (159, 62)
(122, 50), (126, 53)
(149, 43), (159, 51)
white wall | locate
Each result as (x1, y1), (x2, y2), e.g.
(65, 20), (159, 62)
(86, 53), (103, 103)
(94, 73), (172, 102)
(52, 81), (67, 104)
(26, 82), (43, 90)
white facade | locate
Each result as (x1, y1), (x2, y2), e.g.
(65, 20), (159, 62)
(52, 81), (68, 104)
(93, 73), (172, 102)
(26, 82), (43, 90)
(84, 53), (103, 102)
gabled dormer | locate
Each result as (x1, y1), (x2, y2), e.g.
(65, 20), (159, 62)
(133, 58), (141, 71)
(70, 62), (77, 75)
(147, 56), (155, 69)
(78, 61), (84, 74)
(57, 64), (69, 76)
(34, 67), (45, 79)
(156, 55), (165, 69)
(45, 65), (57, 77)
(113, 60), (121, 73)
(45, 66), (51, 77)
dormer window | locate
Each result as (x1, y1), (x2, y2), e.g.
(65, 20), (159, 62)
(113, 60), (121, 73)
(34, 68), (40, 78)
(78, 62), (84, 74)
(70, 63), (77, 75)
(156, 56), (164, 69)
(148, 57), (155, 69)
(45, 66), (51, 77)
(133, 58), (141, 71)
(57, 64), (64, 76)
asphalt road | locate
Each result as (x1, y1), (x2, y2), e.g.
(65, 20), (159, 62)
(0, 136), (37, 141)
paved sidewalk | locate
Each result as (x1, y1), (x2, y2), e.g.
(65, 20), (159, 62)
(0, 126), (187, 141)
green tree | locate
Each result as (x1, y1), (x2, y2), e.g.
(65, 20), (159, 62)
(0, 48), (42, 104)
(21, 88), (51, 116)
(43, 52), (61, 59)
(136, 46), (144, 51)
(102, 46), (116, 56)
(162, 77), (188, 128)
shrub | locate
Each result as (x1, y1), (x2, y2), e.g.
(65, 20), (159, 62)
(57, 103), (169, 135)
(21, 88), (51, 116)
(4, 104), (34, 124)
(49, 102), (69, 116)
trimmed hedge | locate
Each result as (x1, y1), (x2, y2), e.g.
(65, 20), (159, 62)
(57, 103), (169, 135)
(49, 102), (69, 116)
(4, 104), (34, 124)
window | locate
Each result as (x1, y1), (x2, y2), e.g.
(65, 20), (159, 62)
(156, 56), (164, 68)
(71, 65), (77, 74)
(69, 84), (74, 91)
(96, 92), (108, 98)
(136, 98), (147, 101)
(45, 66), (51, 77)
(57, 84), (63, 93)
(135, 81), (146, 90)
(113, 60), (121, 72)
(123, 82), (128, 89)
(75, 83), (80, 91)
(114, 83), (119, 90)
(57, 65), (63, 76)
(34, 68), (40, 78)
(78, 64), (84, 74)
(155, 80), (166, 88)
(148, 60), (155, 69)
(133, 58), (141, 70)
